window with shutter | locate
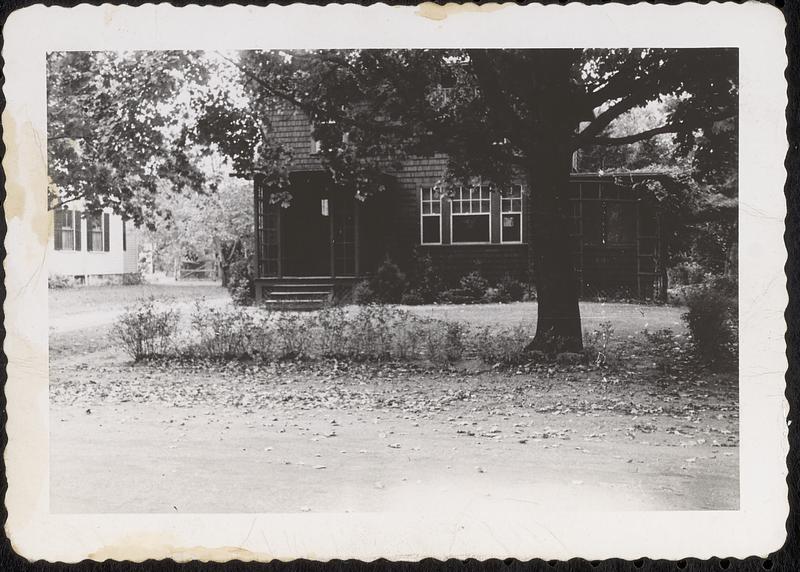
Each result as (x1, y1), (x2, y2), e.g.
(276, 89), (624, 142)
(87, 214), (103, 252)
(54, 209), (77, 250)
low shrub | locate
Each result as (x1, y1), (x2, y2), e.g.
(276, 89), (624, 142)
(122, 271), (145, 286)
(370, 258), (408, 303)
(346, 305), (398, 361)
(227, 259), (255, 306)
(682, 286), (737, 368)
(273, 312), (315, 360)
(400, 289), (426, 306)
(459, 271), (490, 301)
(48, 274), (73, 289)
(493, 275), (527, 303)
(190, 303), (257, 358)
(437, 288), (476, 305)
(352, 280), (377, 305)
(668, 261), (708, 287)
(435, 270), (492, 304)
(642, 328), (682, 374)
(583, 321), (615, 366)
(408, 250), (443, 303)
(352, 259), (409, 305)
(424, 320), (465, 364)
(474, 325), (531, 366)
(393, 318), (427, 359)
(112, 298), (179, 360)
(314, 306), (350, 358)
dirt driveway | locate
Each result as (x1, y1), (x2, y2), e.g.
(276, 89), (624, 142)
(49, 291), (738, 513)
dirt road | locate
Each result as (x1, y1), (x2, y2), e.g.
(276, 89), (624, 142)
(50, 401), (737, 513)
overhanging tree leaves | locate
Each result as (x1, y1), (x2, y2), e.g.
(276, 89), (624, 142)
(47, 51), (212, 225)
(202, 48), (736, 351)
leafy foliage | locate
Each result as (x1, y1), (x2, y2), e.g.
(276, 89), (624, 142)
(112, 298), (179, 360)
(47, 52), (214, 223)
(682, 283), (738, 369)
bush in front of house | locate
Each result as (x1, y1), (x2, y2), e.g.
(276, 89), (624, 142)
(352, 258), (408, 305)
(48, 274), (74, 289)
(437, 270), (489, 304)
(399, 289), (426, 306)
(474, 325), (532, 366)
(372, 258), (408, 303)
(190, 303), (258, 358)
(483, 274), (528, 303)
(407, 250), (443, 303)
(122, 271), (145, 286)
(352, 279), (377, 305)
(459, 271), (490, 300)
(227, 258), (256, 306)
(113, 299), (470, 366)
(112, 298), (180, 360)
(682, 283), (738, 369)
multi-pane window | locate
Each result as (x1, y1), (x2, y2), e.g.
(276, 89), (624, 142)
(54, 209), (77, 251)
(451, 186), (491, 243)
(420, 187), (442, 244)
(86, 213), (110, 252)
(501, 185), (523, 243)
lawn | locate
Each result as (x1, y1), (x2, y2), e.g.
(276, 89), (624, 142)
(406, 301), (686, 338)
(49, 280), (228, 317)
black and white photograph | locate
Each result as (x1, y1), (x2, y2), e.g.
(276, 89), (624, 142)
(3, 3), (788, 562)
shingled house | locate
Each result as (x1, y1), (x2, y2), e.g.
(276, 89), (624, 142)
(253, 106), (667, 306)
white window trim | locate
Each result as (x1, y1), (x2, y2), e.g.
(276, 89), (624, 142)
(56, 209), (77, 251)
(500, 184), (524, 244)
(450, 185), (492, 245)
(420, 187), (443, 245)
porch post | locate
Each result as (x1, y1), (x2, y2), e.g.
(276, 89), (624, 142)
(253, 177), (261, 279)
(354, 199), (361, 277)
(329, 194), (336, 279)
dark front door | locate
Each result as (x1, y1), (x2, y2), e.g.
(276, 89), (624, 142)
(333, 197), (356, 276)
(283, 188), (332, 276)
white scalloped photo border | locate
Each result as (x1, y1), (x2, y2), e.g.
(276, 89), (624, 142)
(2, 2), (789, 562)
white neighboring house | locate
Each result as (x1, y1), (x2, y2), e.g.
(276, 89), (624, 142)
(49, 205), (139, 285)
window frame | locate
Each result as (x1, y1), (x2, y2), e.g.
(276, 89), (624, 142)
(55, 209), (76, 251)
(449, 185), (492, 245)
(420, 187), (443, 245)
(500, 184), (524, 244)
(86, 213), (107, 252)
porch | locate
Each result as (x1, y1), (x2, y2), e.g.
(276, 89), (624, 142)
(253, 171), (386, 307)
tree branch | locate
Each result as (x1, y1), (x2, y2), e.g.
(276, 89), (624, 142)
(48, 192), (86, 211)
(572, 92), (649, 149)
(589, 122), (686, 146)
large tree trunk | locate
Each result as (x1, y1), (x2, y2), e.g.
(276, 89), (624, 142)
(526, 150), (583, 353)
(522, 50), (584, 353)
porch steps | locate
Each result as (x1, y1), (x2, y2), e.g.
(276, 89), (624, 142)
(261, 280), (335, 311)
